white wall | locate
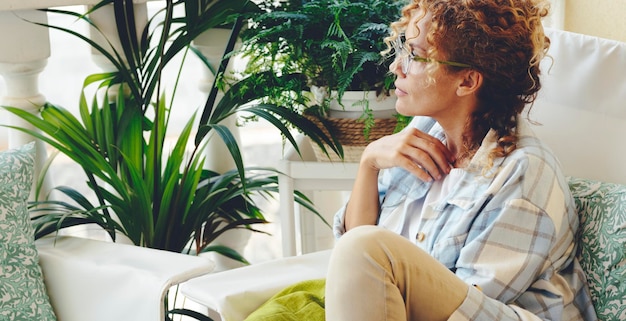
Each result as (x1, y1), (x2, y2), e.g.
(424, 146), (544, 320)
(564, 0), (626, 42)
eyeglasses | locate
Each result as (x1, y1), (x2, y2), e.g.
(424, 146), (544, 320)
(392, 34), (472, 74)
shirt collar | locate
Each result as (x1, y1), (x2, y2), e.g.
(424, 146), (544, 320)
(466, 129), (498, 172)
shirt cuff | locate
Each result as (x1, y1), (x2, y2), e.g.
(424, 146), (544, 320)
(448, 284), (524, 321)
(448, 284), (483, 321)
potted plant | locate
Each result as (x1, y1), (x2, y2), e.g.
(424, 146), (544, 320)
(4, 0), (337, 265)
(233, 0), (411, 161)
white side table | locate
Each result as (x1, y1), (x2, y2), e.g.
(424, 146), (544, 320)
(278, 136), (358, 256)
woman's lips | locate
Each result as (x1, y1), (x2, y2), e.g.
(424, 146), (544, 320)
(394, 84), (408, 96)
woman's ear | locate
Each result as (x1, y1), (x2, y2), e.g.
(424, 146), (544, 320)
(457, 70), (483, 97)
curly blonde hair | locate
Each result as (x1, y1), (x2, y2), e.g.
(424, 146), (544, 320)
(387, 0), (550, 167)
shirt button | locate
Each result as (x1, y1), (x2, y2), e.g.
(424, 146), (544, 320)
(416, 232), (426, 242)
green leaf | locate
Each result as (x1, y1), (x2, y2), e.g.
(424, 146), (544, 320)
(200, 123), (246, 187)
(199, 244), (250, 264)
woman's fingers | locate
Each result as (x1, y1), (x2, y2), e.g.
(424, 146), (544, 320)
(403, 129), (453, 180)
(397, 150), (441, 182)
(362, 128), (454, 181)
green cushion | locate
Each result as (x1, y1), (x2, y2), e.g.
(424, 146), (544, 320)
(243, 279), (325, 321)
(0, 143), (57, 320)
(568, 177), (626, 321)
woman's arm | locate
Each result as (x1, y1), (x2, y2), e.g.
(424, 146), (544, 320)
(344, 160), (382, 230)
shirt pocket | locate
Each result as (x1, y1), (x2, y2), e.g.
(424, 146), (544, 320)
(378, 192), (407, 232)
(432, 232), (468, 268)
(446, 198), (475, 210)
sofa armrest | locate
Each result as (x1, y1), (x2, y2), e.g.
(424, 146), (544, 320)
(35, 235), (215, 321)
(181, 250), (331, 321)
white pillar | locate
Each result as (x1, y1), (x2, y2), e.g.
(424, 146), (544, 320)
(193, 28), (242, 174)
(88, 1), (148, 66)
(88, 1), (148, 101)
(0, 9), (53, 200)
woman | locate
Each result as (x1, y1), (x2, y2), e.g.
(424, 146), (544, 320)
(325, 1), (598, 320)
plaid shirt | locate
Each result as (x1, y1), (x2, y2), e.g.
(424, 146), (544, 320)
(333, 117), (597, 321)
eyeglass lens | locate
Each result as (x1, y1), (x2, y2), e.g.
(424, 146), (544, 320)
(393, 35), (411, 74)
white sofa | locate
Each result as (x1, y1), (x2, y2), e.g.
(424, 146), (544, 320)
(179, 27), (626, 321)
(35, 235), (215, 321)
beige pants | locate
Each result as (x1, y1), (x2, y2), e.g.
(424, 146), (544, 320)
(325, 225), (469, 321)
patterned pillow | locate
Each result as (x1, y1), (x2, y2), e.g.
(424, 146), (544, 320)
(568, 177), (626, 321)
(0, 143), (57, 320)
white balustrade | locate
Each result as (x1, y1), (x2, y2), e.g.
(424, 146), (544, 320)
(88, 0), (148, 74)
(0, 9), (53, 199)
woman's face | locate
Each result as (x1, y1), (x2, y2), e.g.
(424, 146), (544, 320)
(392, 10), (463, 121)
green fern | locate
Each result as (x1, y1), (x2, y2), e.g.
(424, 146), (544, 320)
(235, 0), (408, 142)
(239, 0), (406, 96)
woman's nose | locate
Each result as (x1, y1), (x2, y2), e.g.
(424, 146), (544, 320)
(390, 59), (405, 77)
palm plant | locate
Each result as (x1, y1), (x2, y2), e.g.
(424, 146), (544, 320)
(4, 0), (338, 260)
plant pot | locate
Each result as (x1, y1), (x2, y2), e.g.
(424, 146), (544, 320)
(306, 89), (399, 162)
(327, 90), (397, 119)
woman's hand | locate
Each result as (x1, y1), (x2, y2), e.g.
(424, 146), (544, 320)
(361, 127), (454, 181)
(344, 128), (454, 230)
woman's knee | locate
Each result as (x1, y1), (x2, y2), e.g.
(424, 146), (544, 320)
(333, 225), (399, 259)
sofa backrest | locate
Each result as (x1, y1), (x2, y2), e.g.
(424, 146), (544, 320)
(529, 28), (626, 185)
(529, 28), (626, 321)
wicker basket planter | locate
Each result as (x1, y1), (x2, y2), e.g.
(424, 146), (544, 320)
(305, 113), (398, 162)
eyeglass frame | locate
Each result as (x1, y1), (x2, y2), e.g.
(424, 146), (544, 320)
(392, 34), (472, 74)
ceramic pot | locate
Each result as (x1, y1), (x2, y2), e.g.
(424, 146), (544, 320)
(327, 90), (397, 119)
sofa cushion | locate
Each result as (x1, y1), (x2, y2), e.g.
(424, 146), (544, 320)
(243, 278), (325, 321)
(0, 143), (57, 320)
(568, 177), (626, 321)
